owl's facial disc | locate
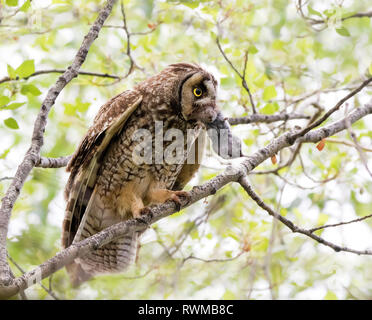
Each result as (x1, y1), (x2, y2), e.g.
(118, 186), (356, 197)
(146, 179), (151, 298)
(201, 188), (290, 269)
(179, 70), (242, 158)
(180, 73), (218, 124)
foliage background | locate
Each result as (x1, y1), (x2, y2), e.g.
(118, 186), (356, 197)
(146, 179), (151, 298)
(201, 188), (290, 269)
(0, 0), (372, 299)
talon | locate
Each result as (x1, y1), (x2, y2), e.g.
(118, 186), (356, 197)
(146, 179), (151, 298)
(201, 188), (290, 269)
(175, 191), (191, 204)
(140, 207), (151, 216)
(174, 201), (181, 212)
(170, 193), (182, 211)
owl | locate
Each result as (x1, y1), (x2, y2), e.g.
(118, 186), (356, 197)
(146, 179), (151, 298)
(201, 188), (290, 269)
(62, 63), (240, 286)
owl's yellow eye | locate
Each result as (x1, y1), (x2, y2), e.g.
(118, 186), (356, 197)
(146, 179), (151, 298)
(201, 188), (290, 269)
(193, 87), (203, 97)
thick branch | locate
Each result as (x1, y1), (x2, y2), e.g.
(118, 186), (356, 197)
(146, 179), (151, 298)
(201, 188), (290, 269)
(0, 0), (117, 288)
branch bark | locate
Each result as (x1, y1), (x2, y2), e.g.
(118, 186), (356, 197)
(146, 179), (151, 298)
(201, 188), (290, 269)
(0, 0), (117, 290)
(36, 156), (72, 169)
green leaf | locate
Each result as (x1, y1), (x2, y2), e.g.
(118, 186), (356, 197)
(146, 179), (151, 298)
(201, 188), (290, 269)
(254, 74), (268, 88)
(15, 60), (35, 78)
(336, 27), (351, 37)
(261, 102), (279, 114)
(20, 0), (31, 12)
(272, 39), (285, 51)
(63, 98), (90, 115)
(222, 290), (236, 300)
(368, 63), (372, 76)
(323, 9), (336, 17)
(4, 117), (19, 129)
(223, 230), (240, 242)
(2, 102), (25, 110)
(324, 290), (338, 300)
(350, 190), (371, 217)
(182, 1), (199, 9)
(0, 96), (10, 107)
(7, 64), (17, 79)
(76, 98), (90, 112)
(248, 45), (258, 54)
(307, 5), (323, 18)
(0, 144), (13, 159)
(262, 85), (277, 101)
(317, 212), (329, 226)
(220, 77), (236, 89)
(6, 0), (18, 7)
(190, 229), (199, 240)
(21, 84), (42, 96)
(254, 238), (269, 252)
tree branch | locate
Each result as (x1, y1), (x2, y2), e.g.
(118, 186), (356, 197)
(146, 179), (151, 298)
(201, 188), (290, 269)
(239, 176), (372, 255)
(0, 0), (117, 290)
(310, 11), (372, 26)
(1, 97), (371, 299)
(288, 76), (372, 144)
(228, 112), (310, 125)
(309, 214), (372, 233)
(216, 36), (257, 113)
(35, 156), (72, 169)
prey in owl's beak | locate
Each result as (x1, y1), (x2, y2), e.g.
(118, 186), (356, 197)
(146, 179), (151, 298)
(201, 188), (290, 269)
(206, 111), (243, 159)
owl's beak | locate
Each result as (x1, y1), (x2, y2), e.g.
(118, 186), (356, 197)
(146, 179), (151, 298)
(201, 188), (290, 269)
(198, 106), (218, 124)
(206, 111), (243, 159)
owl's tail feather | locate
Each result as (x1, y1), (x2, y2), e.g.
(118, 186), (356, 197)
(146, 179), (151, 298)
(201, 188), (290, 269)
(67, 232), (138, 287)
(65, 189), (139, 286)
(66, 262), (93, 287)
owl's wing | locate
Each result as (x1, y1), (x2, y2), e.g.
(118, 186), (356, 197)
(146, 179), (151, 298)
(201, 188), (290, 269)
(172, 129), (206, 191)
(62, 90), (142, 249)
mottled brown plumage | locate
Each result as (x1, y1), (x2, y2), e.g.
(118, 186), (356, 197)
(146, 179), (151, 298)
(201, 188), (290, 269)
(62, 63), (227, 285)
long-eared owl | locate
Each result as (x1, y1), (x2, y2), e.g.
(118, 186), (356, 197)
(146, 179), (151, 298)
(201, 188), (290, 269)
(62, 63), (239, 285)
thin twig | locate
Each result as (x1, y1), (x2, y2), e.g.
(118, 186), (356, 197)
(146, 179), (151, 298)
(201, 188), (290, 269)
(309, 214), (372, 233)
(310, 10), (372, 26)
(0, 69), (121, 85)
(228, 112), (310, 125)
(216, 36), (256, 113)
(344, 104), (372, 179)
(182, 251), (244, 265)
(119, 1), (143, 76)
(325, 138), (372, 153)
(7, 255), (59, 300)
(239, 176), (372, 255)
